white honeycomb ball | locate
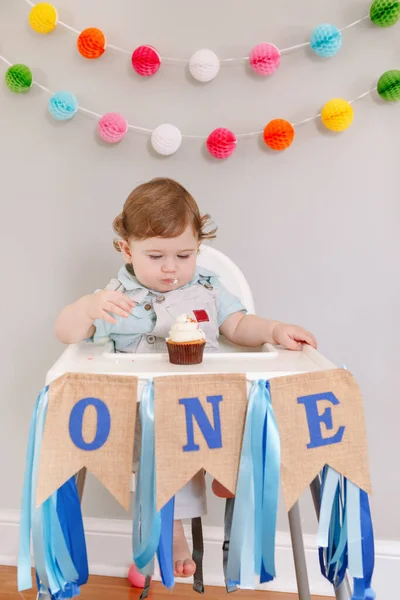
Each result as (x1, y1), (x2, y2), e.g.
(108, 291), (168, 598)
(189, 49), (220, 82)
(151, 124), (182, 156)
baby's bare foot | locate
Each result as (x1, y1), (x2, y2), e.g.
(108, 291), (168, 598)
(173, 520), (196, 577)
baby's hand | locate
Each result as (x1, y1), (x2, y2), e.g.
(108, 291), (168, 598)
(272, 323), (317, 351)
(84, 290), (135, 325)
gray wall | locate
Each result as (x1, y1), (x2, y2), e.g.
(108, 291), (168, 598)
(1, 0), (398, 540)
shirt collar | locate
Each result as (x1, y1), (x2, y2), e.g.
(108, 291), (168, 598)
(117, 265), (219, 300)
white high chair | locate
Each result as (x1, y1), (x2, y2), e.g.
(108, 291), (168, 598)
(45, 245), (352, 600)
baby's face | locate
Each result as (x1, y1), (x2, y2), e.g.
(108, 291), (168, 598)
(120, 225), (199, 292)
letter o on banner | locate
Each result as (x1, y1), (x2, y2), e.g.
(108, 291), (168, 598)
(69, 397), (111, 451)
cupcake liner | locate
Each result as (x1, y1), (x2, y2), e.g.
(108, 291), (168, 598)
(166, 340), (206, 365)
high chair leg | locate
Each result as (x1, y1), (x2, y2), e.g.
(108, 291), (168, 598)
(288, 501), (311, 600)
(309, 477), (352, 600)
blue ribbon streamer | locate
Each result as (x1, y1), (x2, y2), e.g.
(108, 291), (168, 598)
(318, 467), (340, 549)
(157, 497), (175, 589)
(351, 488), (375, 600)
(18, 389), (44, 591)
(347, 481), (363, 579)
(56, 477), (89, 587)
(133, 380), (161, 575)
(31, 388), (54, 592)
(227, 380), (280, 589)
(359, 490), (375, 598)
(261, 381), (280, 581)
(251, 381), (267, 576)
(227, 381), (256, 587)
(18, 387), (82, 598)
(318, 466), (373, 599)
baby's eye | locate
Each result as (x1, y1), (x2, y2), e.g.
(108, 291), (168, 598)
(177, 255), (191, 259)
(149, 255), (162, 260)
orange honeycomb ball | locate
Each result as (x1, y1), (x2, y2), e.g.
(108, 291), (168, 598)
(263, 119), (295, 151)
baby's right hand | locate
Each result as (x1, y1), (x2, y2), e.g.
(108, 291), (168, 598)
(84, 290), (135, 324)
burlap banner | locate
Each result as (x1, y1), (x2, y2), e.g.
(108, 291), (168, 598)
(36, 372), (137, 510)
(154, 374), (247, 511)
(270, 368), (371, 511)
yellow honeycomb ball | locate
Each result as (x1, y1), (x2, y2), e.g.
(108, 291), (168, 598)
(321, 98), (354, 132)
(29, 3), (58, 34)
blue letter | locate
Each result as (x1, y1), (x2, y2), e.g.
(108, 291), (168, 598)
(297, 392), (345, 449)
(179, 395), (223, 452)
(69, 397), (111, 451)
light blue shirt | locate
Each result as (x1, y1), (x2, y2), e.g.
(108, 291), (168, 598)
(93, 265), (246, 351)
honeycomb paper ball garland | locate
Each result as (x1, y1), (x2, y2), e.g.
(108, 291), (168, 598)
(189, 49), (220, 83)
(5, 64), (33, 93)
(29, 2), (58, 34)
(48, 91), (78, 121)
(1, 48), (397, 157)
(263, 119), (295, 151)
(98, 113), (128, 143)
(321, 98), (354, 132)
(206, 128), (237, 159)
(77, 28), (107, 59)
(377, 70), (400, 101)
(310, 24), (342, 58)
(151, 124), (182, 155)
(369, 0), (400, 27)
(249, 43), (281, 75)
(131, 45), (161, 76)
(20, 1), (400, 83)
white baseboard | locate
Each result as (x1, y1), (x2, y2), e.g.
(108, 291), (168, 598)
(1, 509), (398, 597)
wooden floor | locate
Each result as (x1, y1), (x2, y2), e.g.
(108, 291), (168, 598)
(1, 567), (327, 600)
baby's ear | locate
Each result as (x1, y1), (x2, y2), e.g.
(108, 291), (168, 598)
(119, 240), (132, 261)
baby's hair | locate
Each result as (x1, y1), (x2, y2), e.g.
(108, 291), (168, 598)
(113, 177), (217, 251)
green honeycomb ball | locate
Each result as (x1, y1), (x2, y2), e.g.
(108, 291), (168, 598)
(377, 70), (400, 101)
(5, 64), (33, 93)
(370, 0), (400, 27)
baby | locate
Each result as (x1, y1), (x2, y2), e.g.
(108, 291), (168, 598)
(55, 177), (317, 577)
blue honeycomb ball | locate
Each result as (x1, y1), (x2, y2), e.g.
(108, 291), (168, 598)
(48, 91), (78, 121)
(310, 24), (342, 58)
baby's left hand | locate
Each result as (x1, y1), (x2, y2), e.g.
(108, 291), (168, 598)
(272, 323), (317, 351)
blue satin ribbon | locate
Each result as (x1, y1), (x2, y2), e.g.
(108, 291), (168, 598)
(318, 467), (373, 599)
(133, 380), (161, 575)
(251, 381), (267, 576)
(227, 380), (280, 589)
(261, 381), (280, 581)
(18, 388), (44, 591)
(318, 467), (340, 549)
(31, 388), (53, 592)
(346, 481), (363, 579)
(56, 477), (88, 587)
(349, 488), (375, 600)
(227, 380), (256, 587)
(359, 490), (375, 598)
(157, 497), (175, 589)
(320, 467), (347, 588)
(18, 387), (82, 598)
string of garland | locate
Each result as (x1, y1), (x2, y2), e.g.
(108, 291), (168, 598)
(23, 0), (400, 82)
(2, 53), (399, 158)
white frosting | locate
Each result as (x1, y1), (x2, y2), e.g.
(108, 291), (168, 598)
(167, 314), (206, 343)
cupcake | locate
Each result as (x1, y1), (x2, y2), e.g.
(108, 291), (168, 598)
(166, 314), (206, 365)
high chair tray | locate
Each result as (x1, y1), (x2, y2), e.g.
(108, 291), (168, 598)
(46, 341), (336, 386)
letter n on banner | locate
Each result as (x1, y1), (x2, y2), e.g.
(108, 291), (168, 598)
(36, 373), (137, 510)
(154, 374), (247, 512)
(269, 369), (372, 511)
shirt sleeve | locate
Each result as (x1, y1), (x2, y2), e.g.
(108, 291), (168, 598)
(211, 277), (247, 326)
(91, 318), (113, 342)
